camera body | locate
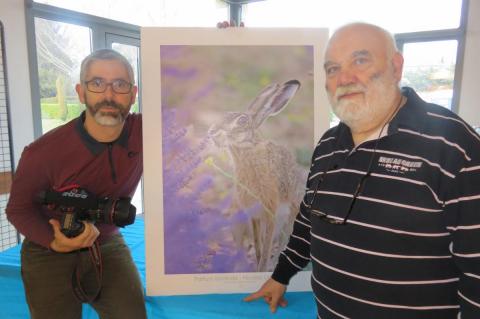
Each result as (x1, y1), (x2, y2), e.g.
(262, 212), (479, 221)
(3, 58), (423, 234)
(39, 186), (136, 237)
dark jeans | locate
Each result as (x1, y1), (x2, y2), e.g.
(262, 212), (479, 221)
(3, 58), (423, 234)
(21, 234), (146, 319)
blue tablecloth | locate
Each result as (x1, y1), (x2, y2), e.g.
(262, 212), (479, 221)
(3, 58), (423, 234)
(0, 218), (316, 318)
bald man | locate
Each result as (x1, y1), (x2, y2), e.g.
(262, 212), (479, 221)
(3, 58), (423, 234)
(245, 23), (480, 319)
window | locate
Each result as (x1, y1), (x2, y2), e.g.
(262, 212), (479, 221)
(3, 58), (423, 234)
(401, 41), (458, 110)
(34, 18), (91, 133)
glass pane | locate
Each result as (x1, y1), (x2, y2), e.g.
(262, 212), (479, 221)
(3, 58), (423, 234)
(34, 18), (91, 133)
(111, 42), (140, 112)
(244, 0), (462, 33)
(111, 42), (143, 214)
(34, 0), (228, 27)
(401, 40), (457, 110)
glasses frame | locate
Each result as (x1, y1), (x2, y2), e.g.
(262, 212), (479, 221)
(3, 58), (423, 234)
(307, 170), (344, 225)
(84, 78), (133, 94)
(306, 163), (373, 226)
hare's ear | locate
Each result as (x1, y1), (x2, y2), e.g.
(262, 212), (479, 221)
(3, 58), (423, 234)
(249, 80), (300, 128)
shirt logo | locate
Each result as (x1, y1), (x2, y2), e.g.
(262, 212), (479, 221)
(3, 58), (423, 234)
(377, 156), (423, 174)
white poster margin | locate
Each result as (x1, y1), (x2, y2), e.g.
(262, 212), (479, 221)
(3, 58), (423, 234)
(141, 27), (330, 296)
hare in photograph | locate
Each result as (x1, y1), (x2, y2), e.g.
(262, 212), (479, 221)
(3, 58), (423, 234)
(208, 80), (305, 271)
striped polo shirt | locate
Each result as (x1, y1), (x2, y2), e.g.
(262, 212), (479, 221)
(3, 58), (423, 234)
(272, 87), (480, 319)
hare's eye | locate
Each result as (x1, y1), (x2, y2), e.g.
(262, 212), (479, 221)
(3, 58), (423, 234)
(236, 115), (249, 127)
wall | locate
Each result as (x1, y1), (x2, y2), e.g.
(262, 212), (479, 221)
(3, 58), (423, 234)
(0, 0), (34, 167)
(458, 0), (480, 127)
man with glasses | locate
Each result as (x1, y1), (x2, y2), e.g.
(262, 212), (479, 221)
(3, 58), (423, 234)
(6, 49), (146, 318)
(246, 23), (480, 318)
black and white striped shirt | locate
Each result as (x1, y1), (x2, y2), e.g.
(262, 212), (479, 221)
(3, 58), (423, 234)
(272, 87), (480, 319)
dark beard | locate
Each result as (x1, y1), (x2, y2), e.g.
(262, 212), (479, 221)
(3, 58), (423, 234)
(89, 100), (127, 117)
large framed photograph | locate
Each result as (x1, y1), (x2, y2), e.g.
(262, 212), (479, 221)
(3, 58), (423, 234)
(142, 27), (329, 295)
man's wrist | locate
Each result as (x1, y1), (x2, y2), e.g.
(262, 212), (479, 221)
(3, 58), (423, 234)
(271, 258), (299, 285)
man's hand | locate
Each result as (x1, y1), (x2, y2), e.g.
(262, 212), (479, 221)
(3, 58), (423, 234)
(244, 278), (288, 313)
(49, 219), (100, 253)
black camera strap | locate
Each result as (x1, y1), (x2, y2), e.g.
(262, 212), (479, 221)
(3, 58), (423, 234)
(71, 240), (103, 303)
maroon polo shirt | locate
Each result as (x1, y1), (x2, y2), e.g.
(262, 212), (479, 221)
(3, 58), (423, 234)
(6, 112), (142, 248)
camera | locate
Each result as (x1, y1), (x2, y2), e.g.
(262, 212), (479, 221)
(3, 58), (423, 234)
(39, 186), (136, 237)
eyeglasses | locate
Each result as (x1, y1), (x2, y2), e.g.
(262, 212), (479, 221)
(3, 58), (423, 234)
(306, 167), (372, 225)
(84, 78), (133, 94)
(306, 170), (343, 225)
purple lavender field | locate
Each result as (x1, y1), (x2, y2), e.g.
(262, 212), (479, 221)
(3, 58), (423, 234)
(161, 45), (314, 274)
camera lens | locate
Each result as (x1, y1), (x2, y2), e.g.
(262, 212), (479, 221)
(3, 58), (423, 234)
(111, 198), (136, 227)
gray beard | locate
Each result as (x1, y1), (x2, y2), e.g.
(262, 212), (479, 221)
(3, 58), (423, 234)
(92, 109), (124, 126)
(329, 70), (398, 132)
